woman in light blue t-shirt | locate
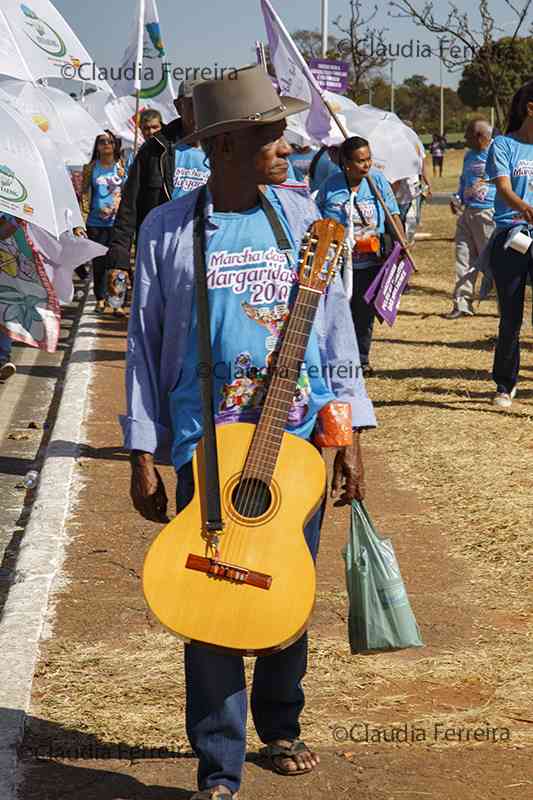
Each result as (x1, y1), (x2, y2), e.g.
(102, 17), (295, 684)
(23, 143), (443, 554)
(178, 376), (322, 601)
(317, 136), (402, 375)
(485, 80), (533, 408)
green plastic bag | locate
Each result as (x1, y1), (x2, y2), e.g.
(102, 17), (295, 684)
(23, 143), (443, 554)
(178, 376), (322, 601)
(343, 500), (424, 654)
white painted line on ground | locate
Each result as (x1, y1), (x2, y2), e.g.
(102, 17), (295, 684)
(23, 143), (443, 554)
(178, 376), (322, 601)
(0, 295), (97, 800)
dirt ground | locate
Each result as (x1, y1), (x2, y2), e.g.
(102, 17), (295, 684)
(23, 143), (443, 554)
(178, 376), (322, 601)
(17, 191), (533, 799)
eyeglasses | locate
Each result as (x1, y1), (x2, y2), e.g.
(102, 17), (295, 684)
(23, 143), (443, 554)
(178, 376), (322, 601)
(97, 137), (114, 145)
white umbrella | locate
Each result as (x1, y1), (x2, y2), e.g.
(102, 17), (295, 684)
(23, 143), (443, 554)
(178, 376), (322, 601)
(287, 90), (423, 183)
(0, 99), (83, 236)
(0, 80), (104, 165)
(0, 0), (111, 92)
(335, 100), (424, 183)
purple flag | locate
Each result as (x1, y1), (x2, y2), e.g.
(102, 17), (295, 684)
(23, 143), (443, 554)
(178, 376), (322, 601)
(364, 243), (414, 326)
(260, 0), (332, 142)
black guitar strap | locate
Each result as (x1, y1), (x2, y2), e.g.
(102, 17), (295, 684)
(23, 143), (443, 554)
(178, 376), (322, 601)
(192, 186), (295, 532)
(193, 186), (224, 532)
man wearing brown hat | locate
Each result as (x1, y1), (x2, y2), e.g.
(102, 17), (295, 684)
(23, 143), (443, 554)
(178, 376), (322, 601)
(123, 65), (375, 799)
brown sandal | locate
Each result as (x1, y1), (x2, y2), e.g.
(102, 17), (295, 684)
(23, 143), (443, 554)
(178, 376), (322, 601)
(263, 739), (317, 776)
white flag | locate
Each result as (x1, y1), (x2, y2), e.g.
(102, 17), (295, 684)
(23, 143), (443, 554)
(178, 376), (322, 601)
(112, 0), (176, 109)
(0, 0), (111, 92)
(260, 0), (333, 144)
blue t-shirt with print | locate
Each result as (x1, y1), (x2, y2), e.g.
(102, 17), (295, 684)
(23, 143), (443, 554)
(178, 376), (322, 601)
(458, 147), (496, 209)
(486, 135), (533, 228)
(309, 149), (342, 193)
(169, 195), (335, 471)
(172, 144), (211, 200)
(87, 161), (127, 228)
(316, 168), (400, 269)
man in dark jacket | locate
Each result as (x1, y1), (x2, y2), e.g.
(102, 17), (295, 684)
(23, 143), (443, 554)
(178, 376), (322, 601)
(107, 80), (201, 269)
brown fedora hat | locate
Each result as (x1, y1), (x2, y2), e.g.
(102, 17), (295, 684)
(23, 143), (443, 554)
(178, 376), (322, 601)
(180, 64), (310, 145)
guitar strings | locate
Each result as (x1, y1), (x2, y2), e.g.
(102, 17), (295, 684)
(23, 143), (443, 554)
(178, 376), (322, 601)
(232, 236), (327, 524)
(234, 291), (319, 544)
(230, 248), (338, 561)
(219, 236), (342, 566)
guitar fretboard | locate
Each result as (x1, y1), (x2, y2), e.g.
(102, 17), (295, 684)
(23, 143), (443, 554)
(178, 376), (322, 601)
(242, 287), (321, 484)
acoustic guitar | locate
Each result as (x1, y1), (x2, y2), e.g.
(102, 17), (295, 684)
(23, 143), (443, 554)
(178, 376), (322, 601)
(143, 218), (346, 655)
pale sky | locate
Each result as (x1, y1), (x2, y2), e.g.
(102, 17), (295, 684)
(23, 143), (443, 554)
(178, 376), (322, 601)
(54, 0), (532, 90)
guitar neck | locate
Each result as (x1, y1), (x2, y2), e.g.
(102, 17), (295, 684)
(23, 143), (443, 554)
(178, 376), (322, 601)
(243, 287), (321, 484)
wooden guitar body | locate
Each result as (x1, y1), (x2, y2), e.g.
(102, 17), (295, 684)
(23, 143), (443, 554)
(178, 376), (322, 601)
(143, 423), (326, 655)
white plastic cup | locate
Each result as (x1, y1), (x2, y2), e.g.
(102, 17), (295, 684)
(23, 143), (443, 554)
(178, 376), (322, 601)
(504, 227), (533, 255)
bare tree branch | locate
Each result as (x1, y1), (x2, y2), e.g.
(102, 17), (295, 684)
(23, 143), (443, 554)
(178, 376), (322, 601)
(388, 0), (532, 129)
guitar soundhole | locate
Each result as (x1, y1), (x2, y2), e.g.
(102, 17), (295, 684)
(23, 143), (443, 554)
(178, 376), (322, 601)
(231, 479), (272, 519)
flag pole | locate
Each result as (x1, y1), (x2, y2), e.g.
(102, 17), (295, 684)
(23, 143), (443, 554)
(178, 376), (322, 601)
(133, 0), (146, 154)
(133, 90), (141, 153)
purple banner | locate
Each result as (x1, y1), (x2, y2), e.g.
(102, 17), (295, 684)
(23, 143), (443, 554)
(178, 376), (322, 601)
(261, 0), (331, 142)
(364, 243), (414, 326)
(310, 58), (350, 94)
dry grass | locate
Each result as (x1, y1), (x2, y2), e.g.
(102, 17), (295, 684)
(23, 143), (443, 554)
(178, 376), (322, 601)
(27, 191), (533, 756)
(426, 148), (465, 193)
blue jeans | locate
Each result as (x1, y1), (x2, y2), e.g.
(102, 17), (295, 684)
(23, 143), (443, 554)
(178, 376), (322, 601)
(176, 460), (324, 795)
(490, 228), (533, 392)
(0, 330), (12, 363)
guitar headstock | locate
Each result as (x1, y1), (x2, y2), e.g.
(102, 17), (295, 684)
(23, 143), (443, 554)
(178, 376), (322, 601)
(298, 218), (347, 293)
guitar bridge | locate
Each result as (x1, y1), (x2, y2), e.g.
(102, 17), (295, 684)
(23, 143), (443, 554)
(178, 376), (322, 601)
(186, 554), (272, 590)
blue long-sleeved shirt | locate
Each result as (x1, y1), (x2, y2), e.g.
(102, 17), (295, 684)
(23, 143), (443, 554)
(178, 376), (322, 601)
(121, 185), (376, 461)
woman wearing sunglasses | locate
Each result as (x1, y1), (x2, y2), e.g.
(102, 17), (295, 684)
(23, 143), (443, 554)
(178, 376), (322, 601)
(81, 131), (128, 313)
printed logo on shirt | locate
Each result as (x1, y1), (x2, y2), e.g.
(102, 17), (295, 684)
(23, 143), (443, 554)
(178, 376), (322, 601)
(468, 161), (487, 178)
(174, 166), (210, 194)
(512, 160), (533, 177)
(207, 247), (296, 305)
(464, 178), (490, 203)
(347, 199), (378, 228)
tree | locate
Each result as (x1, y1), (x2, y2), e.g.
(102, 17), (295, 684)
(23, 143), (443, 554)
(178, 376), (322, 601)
(388, 0), (533, 129)
(458, 36), (533, 119)
(333, 0), (391, 99)
(290, 30), (341, 62)
(392, 76), (469, 133)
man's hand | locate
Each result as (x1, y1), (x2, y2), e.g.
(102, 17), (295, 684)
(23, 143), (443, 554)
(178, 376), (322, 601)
(330, 432), (365, 505)
(130, 451), (169, 522)
(73, 226), (87, 238)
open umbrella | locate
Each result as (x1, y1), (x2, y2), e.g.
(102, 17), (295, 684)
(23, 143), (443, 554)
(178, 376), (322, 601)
(0, 80), (104, 164)
(0, 0), (111, 92)
(340, 102), (424, 184)
(287, 90), (423, 184)
(0, 99), (83, 236)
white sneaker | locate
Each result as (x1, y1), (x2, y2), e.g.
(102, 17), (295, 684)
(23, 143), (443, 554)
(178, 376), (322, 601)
(492, 387), (517, 408)
(0, 361), (16, 380)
